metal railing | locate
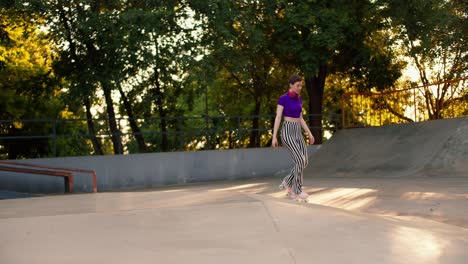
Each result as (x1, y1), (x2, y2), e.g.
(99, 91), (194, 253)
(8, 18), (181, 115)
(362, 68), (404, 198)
(341, 78), (468, 128)
(0, 160), (98, 193)
(0, 113), (341, 158)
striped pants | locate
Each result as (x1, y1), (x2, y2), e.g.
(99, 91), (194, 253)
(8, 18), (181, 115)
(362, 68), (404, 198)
(281, 121), (308, 194)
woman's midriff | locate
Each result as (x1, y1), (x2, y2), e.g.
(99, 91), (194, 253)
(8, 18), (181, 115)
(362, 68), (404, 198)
(283, 116), (300, 122)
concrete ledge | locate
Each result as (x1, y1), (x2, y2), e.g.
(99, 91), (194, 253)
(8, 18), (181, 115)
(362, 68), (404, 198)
(0, 146), (319, 193)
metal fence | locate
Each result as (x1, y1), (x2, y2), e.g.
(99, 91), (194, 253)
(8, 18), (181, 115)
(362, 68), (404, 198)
(0, 113), (341, 159)
(341, 78), (468, 128)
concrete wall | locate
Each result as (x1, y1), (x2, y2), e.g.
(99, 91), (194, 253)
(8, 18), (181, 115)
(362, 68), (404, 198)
(0, 146), (319, 194)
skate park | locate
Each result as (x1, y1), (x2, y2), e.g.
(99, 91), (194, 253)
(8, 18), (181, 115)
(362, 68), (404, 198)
(3, 0), (468, 262)
(1, 117), (467, 264)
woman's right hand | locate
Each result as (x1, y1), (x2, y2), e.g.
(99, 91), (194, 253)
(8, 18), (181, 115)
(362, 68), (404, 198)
(272, 137), (278, 148)
(272, 105), (283, 148)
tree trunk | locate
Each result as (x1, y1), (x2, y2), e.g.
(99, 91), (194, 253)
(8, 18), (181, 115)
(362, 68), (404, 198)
(84, 96), (103, 155)
(249, 98), (261, 148)
(58, 5), (103, 154)
(152, 38), (169, 151)
(101, 82), (123, 154)
(153, 77), (169, 151)
(304, 64), (327, 144)
(117, 84), (147, 153)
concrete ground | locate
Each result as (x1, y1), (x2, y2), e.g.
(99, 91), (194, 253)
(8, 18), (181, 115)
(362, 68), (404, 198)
(1, 176), (467, 264)
(2, 118), (467, 263)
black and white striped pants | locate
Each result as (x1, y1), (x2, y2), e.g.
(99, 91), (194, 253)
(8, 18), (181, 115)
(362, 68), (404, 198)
(281, 121), (308, 194)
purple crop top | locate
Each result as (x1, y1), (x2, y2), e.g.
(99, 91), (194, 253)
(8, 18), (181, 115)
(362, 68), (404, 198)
(278, 93), (302, 118)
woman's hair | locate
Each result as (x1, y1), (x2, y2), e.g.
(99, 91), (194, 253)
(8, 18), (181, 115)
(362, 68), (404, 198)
(288, 75), (302, 85)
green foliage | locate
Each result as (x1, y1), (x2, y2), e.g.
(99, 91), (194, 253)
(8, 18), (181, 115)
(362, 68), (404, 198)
(381, 0), (467, 119)
(1, 0), (465, 158)
(383, 0), (467, 80)
(0, 7), (68, 158)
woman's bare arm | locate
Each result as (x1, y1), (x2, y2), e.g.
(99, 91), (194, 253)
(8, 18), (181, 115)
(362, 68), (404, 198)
(272, 105), (284, 147)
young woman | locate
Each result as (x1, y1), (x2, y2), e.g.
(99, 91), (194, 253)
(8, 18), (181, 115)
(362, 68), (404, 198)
(272, 75), (314, 202)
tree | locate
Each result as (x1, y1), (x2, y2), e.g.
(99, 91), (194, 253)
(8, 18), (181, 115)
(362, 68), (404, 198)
(273, 0), (402, 143)
(189, 0), (285, 147)
(19, 0), (195, 154)
(116, 1), (201, 152)
(383, 0), (468, 119)
(20, 0), (122, 154)
(0, 6), (69, 158)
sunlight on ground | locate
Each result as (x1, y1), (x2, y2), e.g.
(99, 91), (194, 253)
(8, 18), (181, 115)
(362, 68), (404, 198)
(270, 188), (327, 199)
(210, 183), (268, 192)
(267, 187), (379, 211)
(402, 191), (447, 200)
(391, 226), (448, 262)
(270, 191), (288, 199)
(161, 189), (186, 193)
(306, 188), (378, 210)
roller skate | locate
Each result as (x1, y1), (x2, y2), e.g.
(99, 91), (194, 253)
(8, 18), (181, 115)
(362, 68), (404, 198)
(286, 187), (296, 199)
(279, 180), (288, 190)
(295, 192), (309, 203)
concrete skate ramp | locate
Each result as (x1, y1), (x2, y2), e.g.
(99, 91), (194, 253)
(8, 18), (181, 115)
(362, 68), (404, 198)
(308, 117), (468, 178)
